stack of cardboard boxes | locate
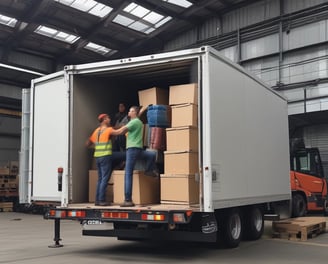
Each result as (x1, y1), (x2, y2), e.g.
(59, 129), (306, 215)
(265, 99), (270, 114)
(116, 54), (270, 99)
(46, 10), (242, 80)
(0, 161), (19, 212)
(88, 85), (200, 205)
(161, 83), (200, 204)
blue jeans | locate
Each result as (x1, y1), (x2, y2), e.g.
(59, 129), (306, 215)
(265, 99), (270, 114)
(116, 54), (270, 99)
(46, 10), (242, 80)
(95, 155), (112, 202)
(124, 148), (156, 201)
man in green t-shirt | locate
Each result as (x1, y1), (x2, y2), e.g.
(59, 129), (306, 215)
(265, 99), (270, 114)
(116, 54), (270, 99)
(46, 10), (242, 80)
(112, 106), (158, 207)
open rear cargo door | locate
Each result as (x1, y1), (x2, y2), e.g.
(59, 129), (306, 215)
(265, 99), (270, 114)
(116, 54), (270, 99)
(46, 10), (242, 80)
(30, 72), (69, 203)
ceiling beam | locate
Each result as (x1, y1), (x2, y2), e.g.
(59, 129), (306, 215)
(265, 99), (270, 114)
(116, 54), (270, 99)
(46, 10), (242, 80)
(3, 0), (54, 48)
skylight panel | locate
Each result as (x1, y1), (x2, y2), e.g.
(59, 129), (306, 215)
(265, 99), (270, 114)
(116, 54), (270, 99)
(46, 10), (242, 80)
(155, 16), (172, 28)
(126, 5), (149, 18)
(123, 2), (137, 13)
(129, 21), (149, 32)
(54, 0), (112, 18)
(114, 2), (171, 34)
(89, 3), (112, 17)
(144, 27), (155, 34)
(144, 12), (163, 24)
(0, 14), (17, 27)
(84, 42), (113, 55)
(113, 14), (134, 27)
(162, 0), (193, 8)
(35, 25), (80, 44)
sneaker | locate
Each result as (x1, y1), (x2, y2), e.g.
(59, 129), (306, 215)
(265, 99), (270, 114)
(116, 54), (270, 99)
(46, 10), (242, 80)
(96, 202), (111, 206)
(144, 170), (159, 177)
(120, 200), (135, 207)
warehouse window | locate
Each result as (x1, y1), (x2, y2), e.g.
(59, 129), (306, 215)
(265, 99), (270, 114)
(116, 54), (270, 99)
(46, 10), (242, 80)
(85, 42), (115, 55)
(162, 0), (193, 8)
(35, 25), (80, 44)
(113, 2), (172, 34)
(54, 0), (113, 18)
(0, 14), (17, 27)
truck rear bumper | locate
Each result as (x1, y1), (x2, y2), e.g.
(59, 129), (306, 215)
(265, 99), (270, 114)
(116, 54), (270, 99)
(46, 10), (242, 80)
(82, 228), (217, 243)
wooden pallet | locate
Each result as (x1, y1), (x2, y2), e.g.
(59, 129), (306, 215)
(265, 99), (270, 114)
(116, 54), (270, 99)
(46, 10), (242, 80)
(0, 207), (13, 212)
(272, 217), (327, 241)
(0, 202), (13, 212)
(0, 189), (18, 197)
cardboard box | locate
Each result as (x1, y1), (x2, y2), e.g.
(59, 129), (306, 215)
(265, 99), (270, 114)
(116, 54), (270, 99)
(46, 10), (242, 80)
(143, 124), (150, 147)
(169, 83), (198, 105)
(160, 174), (199, 204)
(164, 151), (199, 174)
(171, 103), (197, 127)
(166, 126), (198, 151)
(88, 170), (114, 202)
(112, 170), (160, 205)
(0, 167), (10, 175)
(138, 87), (169, 107)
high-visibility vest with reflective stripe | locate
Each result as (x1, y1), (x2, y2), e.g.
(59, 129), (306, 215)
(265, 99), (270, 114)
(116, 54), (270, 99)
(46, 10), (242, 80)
(90, 127), (113, 157)
(94, 140), (112, 157)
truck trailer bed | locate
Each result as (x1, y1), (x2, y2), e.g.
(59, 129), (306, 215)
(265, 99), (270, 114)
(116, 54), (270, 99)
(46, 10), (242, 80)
(62, 202), (201, 211)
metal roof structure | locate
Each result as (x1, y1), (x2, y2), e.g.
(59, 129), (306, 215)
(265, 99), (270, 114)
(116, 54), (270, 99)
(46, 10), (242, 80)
(0, 0), (253, 89)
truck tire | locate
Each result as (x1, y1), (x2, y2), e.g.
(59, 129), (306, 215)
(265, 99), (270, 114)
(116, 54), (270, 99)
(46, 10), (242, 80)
(220, 208), (242, 248)
(292, 193), (307, 217)
(243, 206), (264, 241)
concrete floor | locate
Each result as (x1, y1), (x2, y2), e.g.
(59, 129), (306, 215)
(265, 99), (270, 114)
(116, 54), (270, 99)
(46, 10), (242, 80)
(0, 212), (327, 264)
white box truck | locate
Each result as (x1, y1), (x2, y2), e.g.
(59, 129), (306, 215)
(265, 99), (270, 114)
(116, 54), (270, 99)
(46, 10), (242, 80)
(20, 46), (291, 248)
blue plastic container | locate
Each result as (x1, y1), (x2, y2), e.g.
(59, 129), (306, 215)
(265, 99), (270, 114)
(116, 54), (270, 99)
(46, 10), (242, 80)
(147, 105), (169, 127)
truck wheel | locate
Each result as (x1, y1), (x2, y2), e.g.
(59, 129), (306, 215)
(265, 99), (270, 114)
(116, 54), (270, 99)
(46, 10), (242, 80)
(243, 206), (264, 241)
(221, 208), (242, 248)
(292, 193), (307, 217)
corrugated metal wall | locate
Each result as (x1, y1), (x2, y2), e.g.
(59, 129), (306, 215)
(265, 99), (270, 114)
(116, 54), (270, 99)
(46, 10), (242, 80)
(284, 0), (328, 13)
(222, 0), (279, 33)
(0, 116), (20, 166)
(0, 47), (54, 74)
(165, 0), (328, 172)
(0, 85), (22, 163)
(304, 125), (328, 179)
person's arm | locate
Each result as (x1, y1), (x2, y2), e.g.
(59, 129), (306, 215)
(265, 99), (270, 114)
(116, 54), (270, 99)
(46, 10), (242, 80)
(85, 138), (94, 147)
(111, 125), (128, 136)
(86, 130), (96, 147)
(138, 106), (148, 117)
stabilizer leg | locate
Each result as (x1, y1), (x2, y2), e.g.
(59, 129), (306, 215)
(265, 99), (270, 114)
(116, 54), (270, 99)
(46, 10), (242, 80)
(48, 218), (63, 248)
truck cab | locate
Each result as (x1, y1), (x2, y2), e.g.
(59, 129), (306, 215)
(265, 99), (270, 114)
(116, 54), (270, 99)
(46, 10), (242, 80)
(290, 147), (328, 217)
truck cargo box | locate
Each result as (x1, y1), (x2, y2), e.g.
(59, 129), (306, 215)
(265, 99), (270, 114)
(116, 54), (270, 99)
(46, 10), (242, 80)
(21, 46), (290, 209)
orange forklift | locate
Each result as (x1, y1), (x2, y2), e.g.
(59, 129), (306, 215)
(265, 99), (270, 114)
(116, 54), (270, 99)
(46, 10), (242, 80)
(290, 138), (328, 217)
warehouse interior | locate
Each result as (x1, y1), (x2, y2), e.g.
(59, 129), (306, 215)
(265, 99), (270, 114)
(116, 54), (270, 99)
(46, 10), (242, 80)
(0, 0), (328, 176)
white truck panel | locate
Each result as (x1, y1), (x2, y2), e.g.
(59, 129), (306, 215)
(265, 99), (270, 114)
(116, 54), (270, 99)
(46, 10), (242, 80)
(31, 73), (69, 202)
(19, 89), (30, 203)
(202, 50), (290, 210)
(24, 46), (290, 212)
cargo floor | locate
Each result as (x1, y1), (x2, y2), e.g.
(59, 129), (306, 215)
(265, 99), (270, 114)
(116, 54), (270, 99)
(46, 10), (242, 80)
(63, 203), (201, 211)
